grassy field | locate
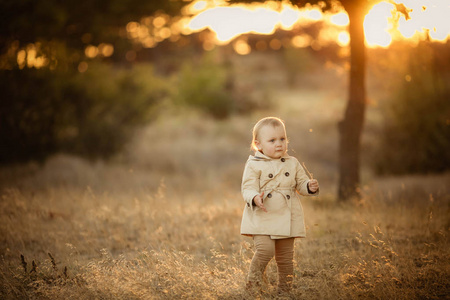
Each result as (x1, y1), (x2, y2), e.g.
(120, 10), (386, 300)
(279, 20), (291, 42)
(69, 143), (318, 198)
(1, 109), (449, 299)
(1, 159), (448, 299)
(1, 50), (449, 299)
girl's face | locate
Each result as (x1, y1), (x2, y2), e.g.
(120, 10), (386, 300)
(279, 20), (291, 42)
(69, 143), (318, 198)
(255, 124), (287, 159)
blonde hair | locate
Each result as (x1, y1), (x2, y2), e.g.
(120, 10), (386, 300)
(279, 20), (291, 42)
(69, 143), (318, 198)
(251, 117), (287, 151)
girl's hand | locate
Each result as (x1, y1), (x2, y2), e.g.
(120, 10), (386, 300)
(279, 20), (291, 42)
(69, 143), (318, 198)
(253, 192), (267, 212)
(308, 179), (319, 193)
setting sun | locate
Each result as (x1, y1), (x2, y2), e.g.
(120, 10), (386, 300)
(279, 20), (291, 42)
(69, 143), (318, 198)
(185, 0), (450, 51)
(189, 5), (288, 43)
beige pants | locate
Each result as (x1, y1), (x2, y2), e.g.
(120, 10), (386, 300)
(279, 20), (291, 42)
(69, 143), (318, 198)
(247, 235), (295, 291)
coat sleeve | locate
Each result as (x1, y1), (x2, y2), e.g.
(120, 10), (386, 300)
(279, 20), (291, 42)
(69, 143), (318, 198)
(295, 159), (319, 196)
(241, 161), (260, 209)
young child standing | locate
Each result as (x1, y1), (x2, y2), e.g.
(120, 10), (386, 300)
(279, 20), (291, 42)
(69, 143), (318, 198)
(240, 116), (319, 293)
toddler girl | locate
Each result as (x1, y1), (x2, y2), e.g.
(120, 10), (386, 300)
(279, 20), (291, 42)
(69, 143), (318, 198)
(240, 116), (319, 293)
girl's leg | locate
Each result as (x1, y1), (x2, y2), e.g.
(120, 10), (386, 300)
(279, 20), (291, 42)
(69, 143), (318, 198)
(274, 237), (295, 292)
(247, 235), (275, 285)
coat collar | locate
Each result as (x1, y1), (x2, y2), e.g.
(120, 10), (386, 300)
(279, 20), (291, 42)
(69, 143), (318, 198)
(249, 151), (291, 161)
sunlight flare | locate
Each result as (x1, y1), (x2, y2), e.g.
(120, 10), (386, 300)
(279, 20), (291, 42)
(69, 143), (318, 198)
(364, 2), (393, 48)
(330, 12), (349, 27)
(189, 5), (293, 43)
(184, 0), (449, 49)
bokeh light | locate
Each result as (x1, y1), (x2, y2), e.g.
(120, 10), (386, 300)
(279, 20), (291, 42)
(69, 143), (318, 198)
(233, 39), (251, 55)
(10, 0), (450, 67)
(184, 0), (449, 51)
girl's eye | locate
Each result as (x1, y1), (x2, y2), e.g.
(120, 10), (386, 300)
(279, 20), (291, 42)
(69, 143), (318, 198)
(270, 139), (275, 143)
(281, 138), (285, 141)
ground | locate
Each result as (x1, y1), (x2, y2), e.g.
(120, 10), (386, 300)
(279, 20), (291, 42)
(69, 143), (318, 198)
(1, 50), (449, 299)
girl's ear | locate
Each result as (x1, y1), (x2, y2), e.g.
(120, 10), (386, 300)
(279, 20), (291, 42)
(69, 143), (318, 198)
(255, 140), (262, 150)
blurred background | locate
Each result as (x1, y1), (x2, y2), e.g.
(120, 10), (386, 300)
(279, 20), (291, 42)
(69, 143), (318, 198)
(1, 2), (449, 298)
(1, 0), (449, 198)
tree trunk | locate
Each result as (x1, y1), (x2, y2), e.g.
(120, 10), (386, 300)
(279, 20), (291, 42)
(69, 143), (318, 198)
(338, 2), (367, 201)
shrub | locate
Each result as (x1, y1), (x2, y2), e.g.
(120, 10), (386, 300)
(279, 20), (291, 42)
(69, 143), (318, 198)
(175, 55), (235, 119)
(0, 63), (168, 163)
(373, 42), (450, 175)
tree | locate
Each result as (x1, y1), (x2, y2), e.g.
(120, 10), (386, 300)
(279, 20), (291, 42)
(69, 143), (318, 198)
(336, 0), (369, 201)
(0, 1), (183, 163)
(1, 0), (407, 200)
(0, 0), (185, 67)
(229, 0), (402, 201)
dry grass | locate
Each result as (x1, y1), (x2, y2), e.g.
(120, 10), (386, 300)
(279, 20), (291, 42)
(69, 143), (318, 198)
(1, 59), (449, 298)
(1, 151), (449, 299)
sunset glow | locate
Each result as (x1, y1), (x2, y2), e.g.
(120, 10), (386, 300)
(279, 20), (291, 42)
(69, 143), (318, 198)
(12, 0), (450, 67)
(185, 0), (450, 52)
(188, 3), (302, 43)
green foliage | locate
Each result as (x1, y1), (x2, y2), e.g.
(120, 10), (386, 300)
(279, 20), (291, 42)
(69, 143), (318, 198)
(175, 56), (235, 119)
(0, 1), (186, 70)
(0, 0), (184, 48)
(0, 64), (168, 163)
(283, 47), (318, 87)
(374, 42), (450, 175)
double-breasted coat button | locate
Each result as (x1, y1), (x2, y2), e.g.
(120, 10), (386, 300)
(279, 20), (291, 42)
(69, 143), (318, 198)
(267, 193), (272, 198)
(286, 195), (291, 199)
(281, 158), (285, 162)
(285, 172), (290, 177)
(268, 173), (273, 178)
(247, 203), (250, 207)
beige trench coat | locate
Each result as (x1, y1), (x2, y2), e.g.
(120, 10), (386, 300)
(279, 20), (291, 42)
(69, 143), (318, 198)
(240, 152), (318, 239)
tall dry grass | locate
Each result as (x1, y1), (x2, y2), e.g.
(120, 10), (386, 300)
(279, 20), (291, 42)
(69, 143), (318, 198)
(1, 112), (448, 299)
(1, 58), (449, 298)
(1, 160), (448, 299)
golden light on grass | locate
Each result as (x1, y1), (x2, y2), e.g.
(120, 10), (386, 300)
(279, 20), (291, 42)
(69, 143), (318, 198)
(1, 103), (449, 298)
(1, 147), (448, 298)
